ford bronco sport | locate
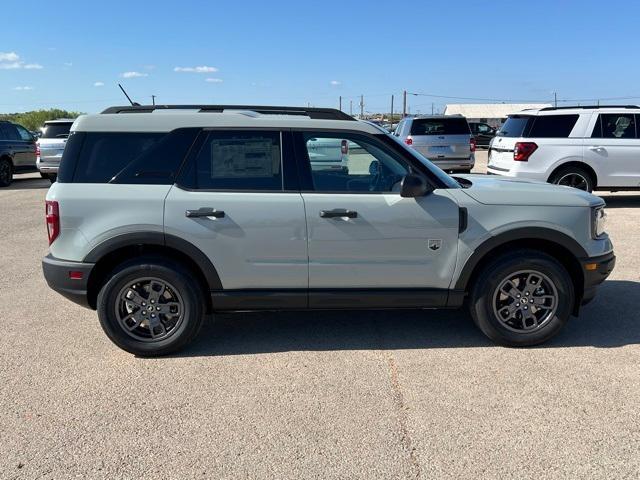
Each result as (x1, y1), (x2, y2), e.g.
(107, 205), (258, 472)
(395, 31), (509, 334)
(42, 105), (615, 356)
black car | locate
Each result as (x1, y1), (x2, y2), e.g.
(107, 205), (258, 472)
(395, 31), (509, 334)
(468, 121), (496, 148)
(0, 120), (37, 187)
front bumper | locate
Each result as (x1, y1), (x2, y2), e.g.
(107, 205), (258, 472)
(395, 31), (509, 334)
(580, 251), (616, 305)
(42, 254), (94, 308)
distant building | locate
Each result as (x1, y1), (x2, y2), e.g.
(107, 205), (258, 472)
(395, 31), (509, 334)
(443, 103), (552, 128)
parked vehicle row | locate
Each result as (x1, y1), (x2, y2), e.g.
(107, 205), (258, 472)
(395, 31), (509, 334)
(0, 118), (73, 186)
(42, 105), (614, 355)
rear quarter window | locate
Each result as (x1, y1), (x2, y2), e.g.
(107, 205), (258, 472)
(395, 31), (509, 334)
(409, 118), (470, 135)
(528, 115), (579, 138)
(497, 116), (533, 137)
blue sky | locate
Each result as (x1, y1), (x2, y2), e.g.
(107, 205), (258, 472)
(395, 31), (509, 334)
(1, 0), (639, 114)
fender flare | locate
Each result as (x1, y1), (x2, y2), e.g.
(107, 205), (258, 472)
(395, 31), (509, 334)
(83, 232), (222, 290)
(454, 227), (587, 290)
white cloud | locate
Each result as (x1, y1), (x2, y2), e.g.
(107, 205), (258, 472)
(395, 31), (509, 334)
(121, 71), (148, 78)
(94, 81), (105, 87)
(330, 80), (341, 86)
(13, 86), (34, 91)
(174, 65), (218, 73)
(0, 62), (22, 69)
(64, 62), (73, 67)
(0, 52), (19, 62)
(0, 52), (44, 70)
(205, 78), (223, 83)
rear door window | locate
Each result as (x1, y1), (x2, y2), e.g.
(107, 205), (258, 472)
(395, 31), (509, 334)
(409, 118), (470, 136)
(592, 114), (636, 139)
(184, 131), (283, 191)
(41, 122), (73, 139)
(528, 115), (579, 138)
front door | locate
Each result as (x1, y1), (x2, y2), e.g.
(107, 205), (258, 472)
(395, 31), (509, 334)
(584, 112), (640, 187)
(295, 131), (460, 307)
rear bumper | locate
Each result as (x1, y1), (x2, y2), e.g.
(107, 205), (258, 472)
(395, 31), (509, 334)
(432, 157), (475, 171)
(37, 160), (60, 174)
(580, 251), (615, 305)
(42, 254), (94, 308)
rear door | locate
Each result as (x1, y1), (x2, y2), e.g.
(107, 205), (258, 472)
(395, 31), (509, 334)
(7, 124), (35, 168)
(164, 129), (309, 294)
(295, 130), (460, 305)
(583, 112), (640, 187)
(409, 117), (471, 160)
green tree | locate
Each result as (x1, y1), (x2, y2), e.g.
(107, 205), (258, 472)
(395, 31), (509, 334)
(0, 109), (83, 132)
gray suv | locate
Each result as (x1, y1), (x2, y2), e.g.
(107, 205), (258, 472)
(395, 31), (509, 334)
(42, 105), (614, 356)
(36, 119), (75, 182)
(395, 115), (475, 173)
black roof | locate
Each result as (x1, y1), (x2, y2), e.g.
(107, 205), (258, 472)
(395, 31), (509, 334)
(101, 104), (355, 121)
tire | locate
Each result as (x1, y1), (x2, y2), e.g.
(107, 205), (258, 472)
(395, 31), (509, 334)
(47, 174), (57, 184)
(469, 249), (574, 347)
(549, 165), (594, 192)
(457, 169), (472, 174)
(97, 257), (205, 356)
(40, 172), (47, 179)
(0, 158), (13, 187)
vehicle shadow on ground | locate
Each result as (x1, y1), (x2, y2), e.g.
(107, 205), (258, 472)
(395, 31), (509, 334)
(4, 176), (50, 190)
(171, 280), (640, 357)
(597, 194), (640, 208)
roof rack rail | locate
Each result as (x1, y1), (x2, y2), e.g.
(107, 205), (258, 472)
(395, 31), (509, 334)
(100, 104), (355, 121)
(539, 105), (640, 111)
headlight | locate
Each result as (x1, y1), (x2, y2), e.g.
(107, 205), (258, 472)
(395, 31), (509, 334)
(592, 206), (607, 238)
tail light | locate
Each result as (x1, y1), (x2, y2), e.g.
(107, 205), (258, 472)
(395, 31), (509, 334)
(470, 137), (477, 153)
(35, 142), (41, 160)
(514, 142), (538, 161)
(45, 200), (60, 245)
(405, 136), (413, 146)
(340, 139), (349, 155)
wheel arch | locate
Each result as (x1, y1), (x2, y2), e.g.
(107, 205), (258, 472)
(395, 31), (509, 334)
(84, 232), (221, 311)
(547, 161), (598, 188)
(455, 228), (587, 314)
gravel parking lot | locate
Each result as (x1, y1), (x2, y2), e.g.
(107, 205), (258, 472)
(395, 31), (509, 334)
(1, 151), (639, 479)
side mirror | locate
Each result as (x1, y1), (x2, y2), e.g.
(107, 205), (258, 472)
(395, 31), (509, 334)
(400, 174), (433, 198)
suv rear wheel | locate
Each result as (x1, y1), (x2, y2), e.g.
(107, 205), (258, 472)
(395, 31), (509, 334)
(97, 258), (205, 356)
(549, 165), (594, 192)
(469, 249), (574, 346)
(0, 158), (13, 187)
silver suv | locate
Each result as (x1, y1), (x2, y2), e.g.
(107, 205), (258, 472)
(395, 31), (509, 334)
(42, 105), (615, 356)
(394, 115), (475, 173)
(36, 119), (75, 182)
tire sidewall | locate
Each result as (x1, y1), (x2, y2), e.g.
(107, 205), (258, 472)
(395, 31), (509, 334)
(97, 260), (203, 356)
(551, 166), (593, 193)
(471, 252), (574, 346)
(0, 159), (12, 187)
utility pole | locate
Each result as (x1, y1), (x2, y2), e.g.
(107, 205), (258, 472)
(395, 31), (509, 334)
(339, 96), (342, 111)
(349, 100), (353, 116)
(431, 102), (434, 115)
(360, 95), (364, 119)
(151, 95), (156, 105)
(554, 92), (557, 108)
(402, 90), (407, 117)
(390, 94), (394, 125)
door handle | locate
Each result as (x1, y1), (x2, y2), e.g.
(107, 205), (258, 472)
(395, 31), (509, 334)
(185, 208), (225, 218)
(320, 209), (357, 218)
(588, 146), (604, 151)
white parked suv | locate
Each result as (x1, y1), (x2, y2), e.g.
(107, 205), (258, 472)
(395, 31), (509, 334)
(488, 105), (640, 192)
(43, 105), (614, 356)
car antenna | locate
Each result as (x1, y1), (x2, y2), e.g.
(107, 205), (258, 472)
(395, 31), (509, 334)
(118, 83), (141, 106)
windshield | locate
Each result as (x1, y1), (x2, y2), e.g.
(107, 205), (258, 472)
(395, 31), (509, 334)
(385, 133), (460, 189)
(40, 122), (73, 139)
(497, 115), (532, 137)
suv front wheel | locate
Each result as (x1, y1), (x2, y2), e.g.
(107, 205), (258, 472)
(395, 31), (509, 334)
(97, 258), (205, 356)
(469, 249), (574, 346)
